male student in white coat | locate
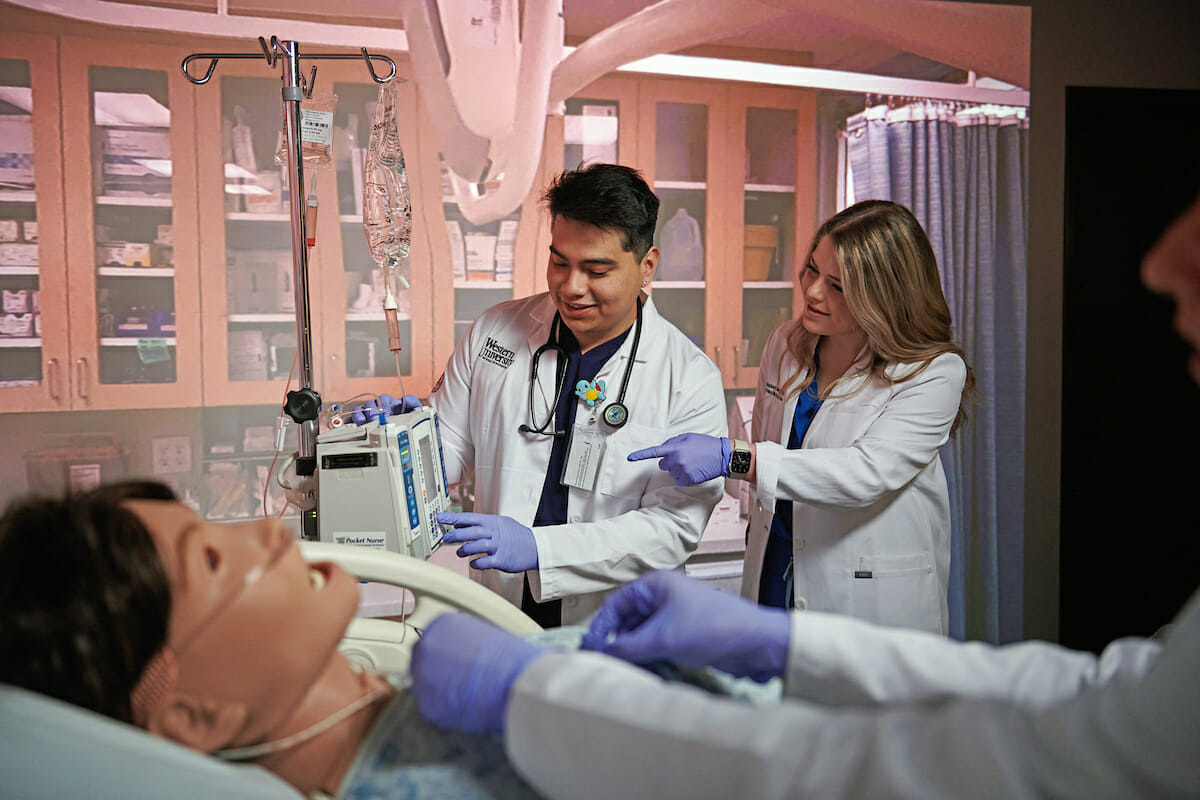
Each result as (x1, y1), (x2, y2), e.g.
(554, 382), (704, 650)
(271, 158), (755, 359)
(404, 193), (1200, 798)
(361, 164), (727, 627)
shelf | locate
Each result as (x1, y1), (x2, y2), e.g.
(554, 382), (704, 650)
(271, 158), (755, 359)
(745, 183), (796, 193)
(202, 453), (285, 463)
(743, 281), (792, 289)
(95, 195), (172, 208)
(651, 281), (705, 289)
(99, 336), (177, 346)
(454, 279), (513, 289)
(339, 214), (363, 224)
(228, 313), (295, 323)
(654, 180), (707, 191)
(0, 336), (40, 348)
(0, 190), (36, 204)
(97, 266), (175, 278)
(226, 211), (291, 222)
(0, 266), (39, 276)
(344, 310), (412, 322)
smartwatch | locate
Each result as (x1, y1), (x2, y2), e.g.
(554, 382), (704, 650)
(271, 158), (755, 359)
(728, 439), (752, 478)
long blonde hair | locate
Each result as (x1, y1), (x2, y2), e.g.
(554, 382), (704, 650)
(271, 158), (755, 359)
(780, 200), (974, 434)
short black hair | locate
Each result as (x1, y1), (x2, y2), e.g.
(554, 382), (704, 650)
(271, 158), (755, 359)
(542, 163), (659, 260)
(0, 480), (176, 723)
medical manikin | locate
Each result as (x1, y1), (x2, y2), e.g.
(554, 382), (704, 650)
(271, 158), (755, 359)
(0, 484), (539, 798)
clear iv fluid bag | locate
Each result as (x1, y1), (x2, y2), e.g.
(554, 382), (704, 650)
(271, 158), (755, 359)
(363, 83), (412, 268)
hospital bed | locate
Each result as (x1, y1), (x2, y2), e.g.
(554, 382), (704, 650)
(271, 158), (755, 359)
(0, 542), (541, 799)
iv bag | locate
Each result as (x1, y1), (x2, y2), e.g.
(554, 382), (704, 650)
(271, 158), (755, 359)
(363, 82), (412, 269)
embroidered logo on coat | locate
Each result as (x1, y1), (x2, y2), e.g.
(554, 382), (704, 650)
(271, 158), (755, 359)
(764, 381), (784, 401)
(479, 337), (515, 369)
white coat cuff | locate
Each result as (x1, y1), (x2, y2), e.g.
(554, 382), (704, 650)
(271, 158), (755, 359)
(754, 440), (785, 510)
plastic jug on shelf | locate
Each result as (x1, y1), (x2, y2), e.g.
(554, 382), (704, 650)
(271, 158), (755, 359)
(657, 207), (703, 281)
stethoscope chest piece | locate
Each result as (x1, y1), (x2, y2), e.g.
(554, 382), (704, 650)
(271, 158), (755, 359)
(602, 402), (629, 429)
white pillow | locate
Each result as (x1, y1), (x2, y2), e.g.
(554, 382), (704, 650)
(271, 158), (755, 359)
(0, 683), (303, 799)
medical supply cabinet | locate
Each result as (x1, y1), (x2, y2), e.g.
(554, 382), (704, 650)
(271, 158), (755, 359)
(0, 19), (817, 421)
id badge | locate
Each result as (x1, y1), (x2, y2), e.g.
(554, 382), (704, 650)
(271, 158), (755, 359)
(562, 422), (605, 491)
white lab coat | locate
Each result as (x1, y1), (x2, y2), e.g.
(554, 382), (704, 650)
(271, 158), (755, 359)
(742, 321), (966, 633)
(506, 587), (1200, 799)
(429, 292), (727, 624)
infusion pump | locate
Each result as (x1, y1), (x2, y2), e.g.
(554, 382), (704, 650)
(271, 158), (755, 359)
(315, 406), (449, 559)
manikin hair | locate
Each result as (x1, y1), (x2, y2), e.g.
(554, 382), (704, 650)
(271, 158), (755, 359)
(0, 481), (175, 723)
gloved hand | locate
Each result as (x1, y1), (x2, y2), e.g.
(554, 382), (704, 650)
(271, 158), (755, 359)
(350, 393), (420, 425)
(437, 511), (539, 572)
(410, 612), (544, 734)
(627, 433), (731, 486)
(581, 570), (791, 683)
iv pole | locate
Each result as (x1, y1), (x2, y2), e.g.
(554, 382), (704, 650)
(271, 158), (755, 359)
(182, 37), (396, 537)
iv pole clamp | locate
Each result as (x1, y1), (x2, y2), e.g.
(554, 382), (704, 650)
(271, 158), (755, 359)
(182, 37), (398, 536)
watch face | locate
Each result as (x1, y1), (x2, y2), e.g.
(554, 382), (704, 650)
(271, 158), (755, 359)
(730, 448), (752, 476)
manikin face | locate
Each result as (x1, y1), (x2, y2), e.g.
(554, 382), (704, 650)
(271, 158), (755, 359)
(799, 236), (864, 345)
(127, 500), (359, 743)
(546, 215), (657, 353)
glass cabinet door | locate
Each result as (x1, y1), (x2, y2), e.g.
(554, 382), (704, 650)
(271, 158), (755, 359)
(60, 39), (202, 408)
(439, 154), (521, 346)
(321, 63), (432, 404)
(198, 70), (307, 406)
(728, 89), (816, 389)
(0, 37), (68, 413)
(638, 80), (729, 373)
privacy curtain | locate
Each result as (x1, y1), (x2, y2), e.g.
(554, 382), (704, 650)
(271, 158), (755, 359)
(845, 102), (1028, 643)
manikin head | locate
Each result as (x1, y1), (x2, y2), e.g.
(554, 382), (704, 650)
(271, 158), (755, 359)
(0, 481), (361, 757)
(541, 163), (660, 352)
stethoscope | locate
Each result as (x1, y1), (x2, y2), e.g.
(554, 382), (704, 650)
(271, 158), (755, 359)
(518, 297), (643, 437)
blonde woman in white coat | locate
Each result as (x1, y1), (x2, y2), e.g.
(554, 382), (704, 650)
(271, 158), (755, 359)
(630, 200), (973, 633)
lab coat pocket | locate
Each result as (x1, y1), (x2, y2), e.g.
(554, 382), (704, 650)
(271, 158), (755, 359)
(598, 423), (665, 502)
(848, 551), (941, 633)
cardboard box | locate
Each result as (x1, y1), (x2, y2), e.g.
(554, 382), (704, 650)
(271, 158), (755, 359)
(226, 249), (291, 313)
(0, 242), (37, 266)
(3, 289), (30, 313)
(0, 312), (34, 337)
(97, 242), (153, 267)
(98, 126), (171, 161)
(21, 220), (37, 242)
(0, 220), (20, 242)
(0, 116), (34, 188)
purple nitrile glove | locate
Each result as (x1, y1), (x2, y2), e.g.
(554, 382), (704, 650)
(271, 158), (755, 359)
(581, 570), (791, 683)
(409, 612), (544, 734)
(350, 393), (421, 425)
(436, 511), (539, 572)
(626, 433), (732, 487)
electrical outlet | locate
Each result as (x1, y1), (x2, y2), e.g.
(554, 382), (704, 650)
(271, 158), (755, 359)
(152, 435), (192, 475)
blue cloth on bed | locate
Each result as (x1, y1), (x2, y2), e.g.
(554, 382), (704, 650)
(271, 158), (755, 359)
(337, 627), (782, 798)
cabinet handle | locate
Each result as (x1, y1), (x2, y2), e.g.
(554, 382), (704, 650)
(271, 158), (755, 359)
(712, 345), (723, 372)
(733, 343), (743, 372)
(46, 358), (60, 402)
(75, 357), (89, 401)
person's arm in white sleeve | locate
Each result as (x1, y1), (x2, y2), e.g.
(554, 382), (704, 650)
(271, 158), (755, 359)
(531, 363), (727, 600)
(755, 353), (965, 510)
(783, 608), (1164, 709)
(506, 593), (1200, 800)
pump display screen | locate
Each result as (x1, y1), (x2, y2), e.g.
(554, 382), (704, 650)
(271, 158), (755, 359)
(418, 433), (438, 499)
